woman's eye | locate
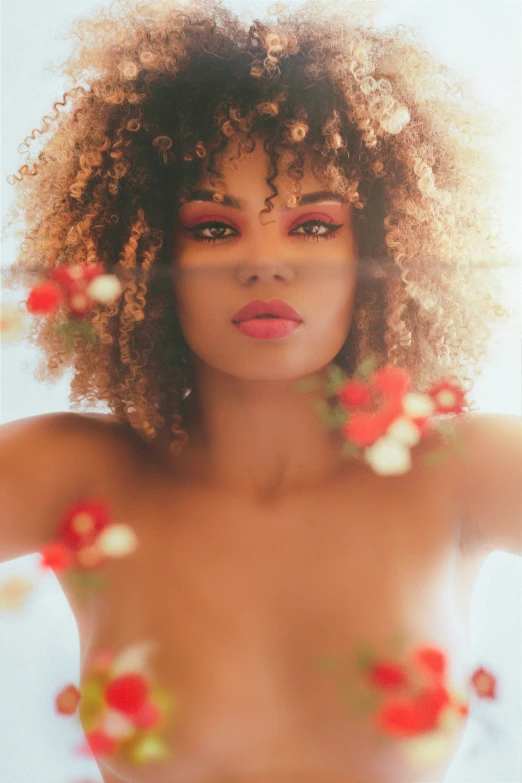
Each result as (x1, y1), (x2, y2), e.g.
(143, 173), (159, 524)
(184, 221), (238, 243)
(184, 219), (344, 244)
(290, 220), (344, 241)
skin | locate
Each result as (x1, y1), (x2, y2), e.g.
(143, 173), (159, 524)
(169, 133), (360, 501)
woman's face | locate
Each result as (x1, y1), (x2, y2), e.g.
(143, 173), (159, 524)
(171, 134), (359, 381)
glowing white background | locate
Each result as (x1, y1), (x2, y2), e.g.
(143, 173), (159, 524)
(0, 1), (521, 781)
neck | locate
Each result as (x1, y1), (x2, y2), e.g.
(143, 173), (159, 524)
(175, 361), (347, 499)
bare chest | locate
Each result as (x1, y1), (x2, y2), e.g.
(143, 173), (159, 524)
(59, 455), (482, 783)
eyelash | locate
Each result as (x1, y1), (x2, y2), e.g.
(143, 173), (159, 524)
(184, 219), (343, 244)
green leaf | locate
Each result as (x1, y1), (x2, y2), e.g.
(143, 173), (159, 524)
(341, 440), (360, 459)
(295, 378), (321, 394)
(66, 569), (109, 599)
(312, 398), (331, 425)
(330, 404), (349, 428)
(353, 642), (377, 671)
(354, 354), (380, 381)
(325, 364), (347, 395)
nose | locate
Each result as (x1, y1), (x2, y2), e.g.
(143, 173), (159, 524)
(236, 260), (296, 286)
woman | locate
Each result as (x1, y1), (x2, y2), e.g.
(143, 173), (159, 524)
(1, 0), (520, 781)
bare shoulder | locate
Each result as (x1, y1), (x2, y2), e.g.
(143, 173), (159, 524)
(447, 411), (522, 557)
(0, 411), (150, 564)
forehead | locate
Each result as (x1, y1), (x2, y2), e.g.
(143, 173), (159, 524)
(181, 133), (336, 207)
(208, 132), (322, 178)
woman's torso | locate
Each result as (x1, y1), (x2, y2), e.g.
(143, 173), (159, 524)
(54, 419), (487, 783)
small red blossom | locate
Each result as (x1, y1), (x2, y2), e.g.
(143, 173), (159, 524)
(471, 667), (497, 699)
(342, 411), (388, 447)
(58, 501), (111, 551)
(132, 700), (163, 730)
(374, 683), (451, 737)
(338, 379), (372, 410)
(26, 281), (64, 314)
(56, 684), (82, 715)
(368, 661), (409, 688)
(378, 395), (405, 431)
(428, 379), (467, 415)
(371, 366), (411, 400)
(50, 262), (105, 294)
(39, 540), (74, 571)
(105, 673), (149, 715)
(84, 729), (119, 756)
(411, 645), (447, 682)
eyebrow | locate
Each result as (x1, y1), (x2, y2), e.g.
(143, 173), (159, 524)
(181, 188), (349, 211)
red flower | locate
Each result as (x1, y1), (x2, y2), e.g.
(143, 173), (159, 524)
(26, 281), (64, 314)
(56, 684), (81, 715)
(368, 661), (409, 688)
(428, 379), (467, 415)
(371, 366), (411, 400)
(50, 262), (104, 294)
(105, 673), (149, 715)
(338, 379), (372, 410)
(58, 501), (111, 551)
(471, 667), (497, 699)
(411, 645), (447, 682)
(378, 395), (405, 430)
(132, 700), (162, 730)
(84, 729), (119, 756)
(342, 411), (388, 447)
(374, 683), (450, 737)
(39, 540), (74, 571)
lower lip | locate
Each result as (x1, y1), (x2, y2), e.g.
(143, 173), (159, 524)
(233, 317), (301, 339)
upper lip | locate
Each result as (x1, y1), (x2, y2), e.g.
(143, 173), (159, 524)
(232, 299), (303, 322)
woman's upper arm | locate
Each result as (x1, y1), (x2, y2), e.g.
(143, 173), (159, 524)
(0, 412), (111, 565)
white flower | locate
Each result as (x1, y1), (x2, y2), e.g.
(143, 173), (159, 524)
(386, 416), (422, 447)
(101, 709), (136, 739)
(96, 523), (138, 558)
(86, 274), (122, 304)
(363, 436), (412, 476)
(400, 728), (456, 767)
(0, 302), (28, 342)
(111, 639), (159, 677)
(434, 389), (459, 409)
(402, 392), (436, 419)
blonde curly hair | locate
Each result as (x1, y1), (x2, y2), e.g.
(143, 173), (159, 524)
(3, 0), (513, 454)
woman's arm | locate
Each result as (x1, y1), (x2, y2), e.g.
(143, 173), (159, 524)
(0, 412), (115, 565)
(455, 413), (522, 557)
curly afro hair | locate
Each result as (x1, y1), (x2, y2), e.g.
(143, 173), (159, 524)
(3, 0), (513, 454)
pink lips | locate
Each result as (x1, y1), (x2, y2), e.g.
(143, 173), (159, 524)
(231, 299), (303, 340)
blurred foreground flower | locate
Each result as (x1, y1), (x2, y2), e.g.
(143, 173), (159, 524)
(62, 639), (178, 766)
(0, 301), (28, 342)
(317, 636), (491, 769)
(38, 500), (138, 600)
(0, 575), (37, 611)
(299, 355), (468, 476)
(24, 262), (123, 352)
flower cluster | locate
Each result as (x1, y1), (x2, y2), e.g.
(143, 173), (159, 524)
(316, 636), (497, 768)
(301, 355), (468, 475)
(39, 500), (138, 595)
(22, 262), (123, 351)
(56, 641), (177, 765)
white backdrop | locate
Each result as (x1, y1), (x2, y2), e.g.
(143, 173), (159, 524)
(1, 1), (521, 782)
